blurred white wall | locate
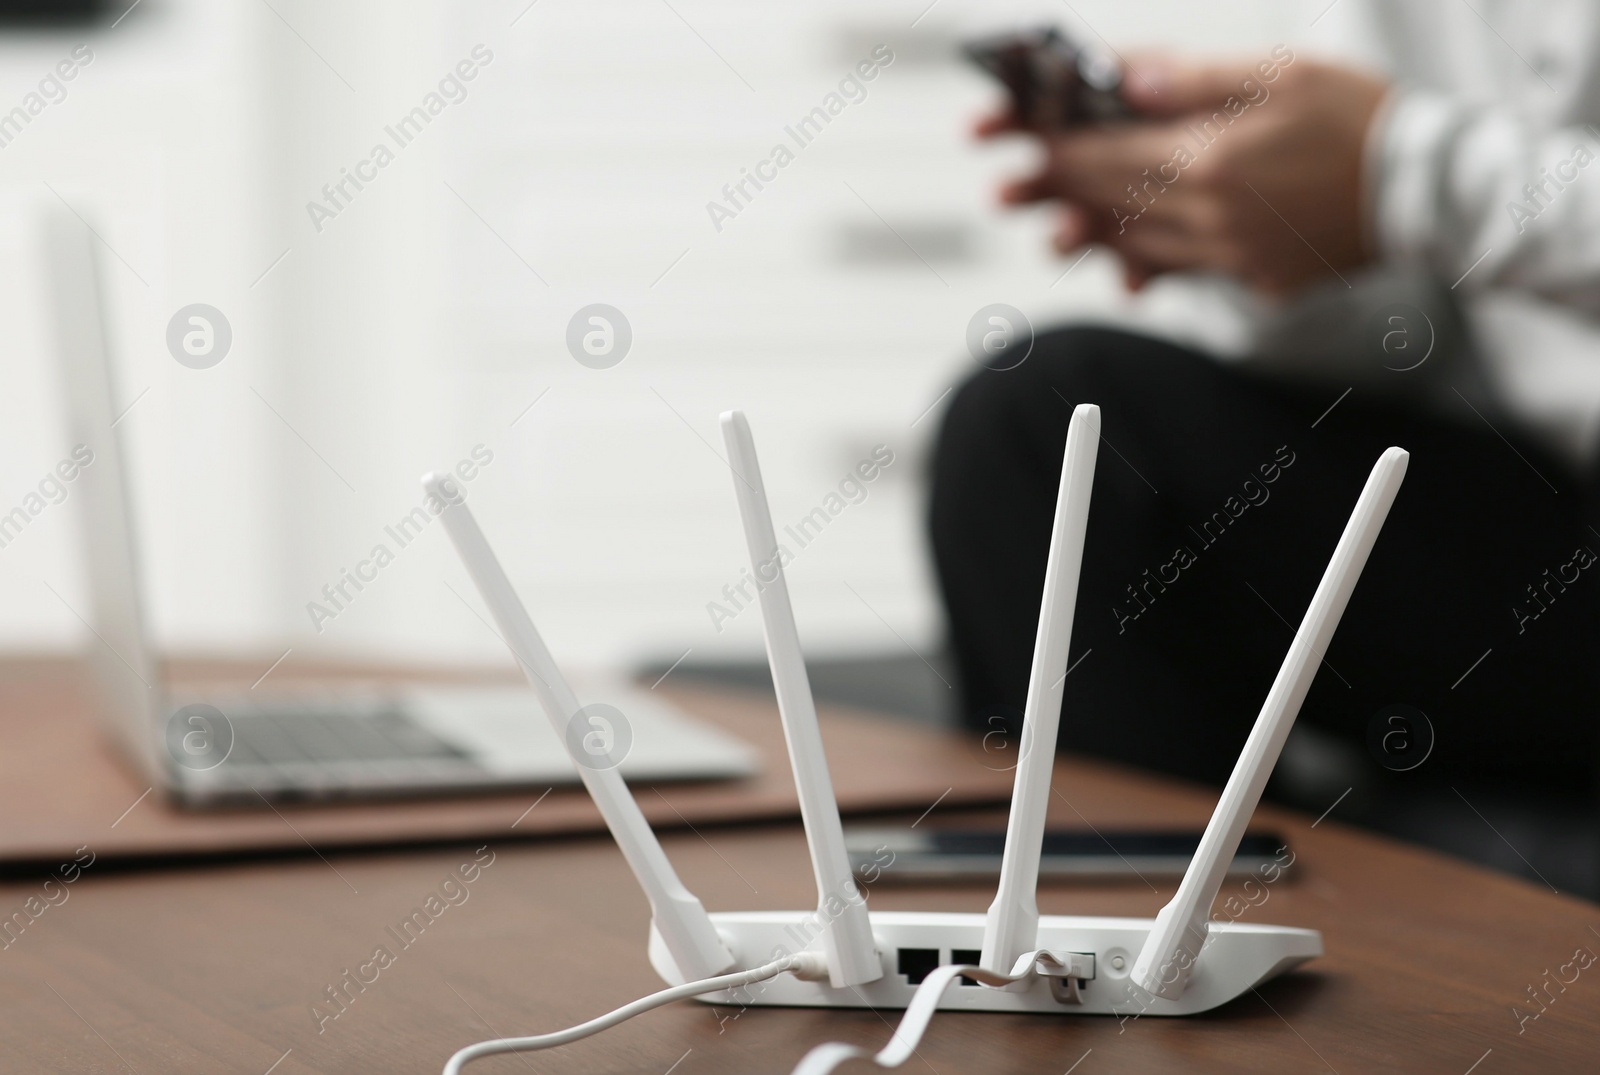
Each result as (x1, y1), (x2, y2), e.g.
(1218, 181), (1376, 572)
(0, 0), (284, 654)
(0, 0), (1365, 675)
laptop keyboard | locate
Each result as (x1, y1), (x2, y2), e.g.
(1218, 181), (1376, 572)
(223, 709), (472, 766)
(178, 704), (492, 800)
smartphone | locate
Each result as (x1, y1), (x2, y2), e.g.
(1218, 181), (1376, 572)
(846, 827), (1291, 883)
(961, 26), (1132, 129)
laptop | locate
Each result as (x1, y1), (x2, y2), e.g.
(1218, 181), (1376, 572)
(38, 206), (758, 806)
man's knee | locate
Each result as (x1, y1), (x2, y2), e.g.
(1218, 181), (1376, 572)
(941, 325), (1201, 448)
(1023, 324), (1218, 401)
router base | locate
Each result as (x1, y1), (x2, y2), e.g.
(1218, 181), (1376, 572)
(652, 911), (1320, 1016)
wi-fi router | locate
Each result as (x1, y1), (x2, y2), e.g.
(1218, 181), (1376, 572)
(426, 404), (1408, 1028)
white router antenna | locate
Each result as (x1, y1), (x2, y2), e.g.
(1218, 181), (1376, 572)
(980, 404), (1100, 979)
(718, 412), (881, 988)
(1131, 446), (1408, 1000)
(423, 473), (736, 983)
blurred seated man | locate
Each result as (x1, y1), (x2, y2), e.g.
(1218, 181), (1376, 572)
(930, 4), (1600, 893)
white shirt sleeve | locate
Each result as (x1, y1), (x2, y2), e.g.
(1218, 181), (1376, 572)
(1371, 87), (1600, 302)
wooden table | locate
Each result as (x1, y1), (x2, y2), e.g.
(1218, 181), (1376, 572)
(1, 749), (1594, 1073)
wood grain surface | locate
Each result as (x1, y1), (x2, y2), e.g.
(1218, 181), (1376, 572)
(0, 740), (1594, 1073)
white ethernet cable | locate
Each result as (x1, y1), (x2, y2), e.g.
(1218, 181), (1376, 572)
(789, 951), (1073, 1075)
(441, 952), (829, 1075)
(440, 950), (1071, 1075)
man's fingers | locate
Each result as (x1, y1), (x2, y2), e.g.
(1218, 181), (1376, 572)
(1046, 125), (1191, 202)
(974, 109), (1022, 139)
(998, 170), (1059, 206)
(1049, 204), (1098, 252)
(1104, 219), (1214, 270)
(1121, 56), (1278, 117)
(1122, 262), (1157, 291)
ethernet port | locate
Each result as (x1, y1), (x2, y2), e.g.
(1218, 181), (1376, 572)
(952, 949), (982, 986)
(896, 948), (941, 985)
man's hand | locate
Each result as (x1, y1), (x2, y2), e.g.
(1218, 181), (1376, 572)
(982, 54), (1390, 294)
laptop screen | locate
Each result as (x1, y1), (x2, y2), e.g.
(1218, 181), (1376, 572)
(43, 206), (164, 781)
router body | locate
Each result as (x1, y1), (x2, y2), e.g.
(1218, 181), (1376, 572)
(653, 911), (1321, 1014)
(430, 403), (1406, 1030)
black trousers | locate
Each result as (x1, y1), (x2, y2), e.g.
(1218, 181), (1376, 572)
(929, 326), (1600, 797)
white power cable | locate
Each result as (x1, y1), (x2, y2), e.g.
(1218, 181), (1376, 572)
(442, 952), (827, 1075)
(790, 951), (1062, 1075)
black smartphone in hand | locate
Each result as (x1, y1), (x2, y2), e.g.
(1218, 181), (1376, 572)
(962, 26), (1132, 129)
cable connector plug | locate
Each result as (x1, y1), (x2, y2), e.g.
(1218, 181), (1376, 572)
(785, 950), (832, 982)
